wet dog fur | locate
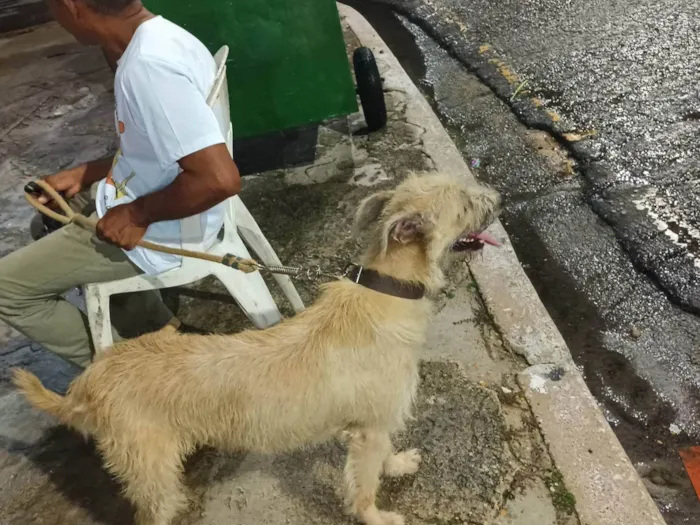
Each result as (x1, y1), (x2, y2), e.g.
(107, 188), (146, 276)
(13, 173), (501, 525)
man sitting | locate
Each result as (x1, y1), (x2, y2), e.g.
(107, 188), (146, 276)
(0, 0), (240, 367)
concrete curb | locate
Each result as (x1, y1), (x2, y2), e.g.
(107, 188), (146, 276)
(519, 364), (667, 525)
(339, 4), (667, 524)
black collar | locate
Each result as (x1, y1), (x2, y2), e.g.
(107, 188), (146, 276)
(345, 264), (426, 300)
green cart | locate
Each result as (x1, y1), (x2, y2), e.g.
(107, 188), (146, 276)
(143, 0), (386, 171)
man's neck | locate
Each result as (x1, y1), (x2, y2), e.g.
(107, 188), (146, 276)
(98, 6), (155, 63)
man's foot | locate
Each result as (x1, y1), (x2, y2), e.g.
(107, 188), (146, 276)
(30, 213), (64, 241)
(30, 213), (48, 241)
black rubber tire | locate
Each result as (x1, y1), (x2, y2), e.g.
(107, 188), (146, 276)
(353, 47), (387, 132)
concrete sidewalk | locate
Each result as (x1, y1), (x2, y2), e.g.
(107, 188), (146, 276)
(0, 5), (666, 525)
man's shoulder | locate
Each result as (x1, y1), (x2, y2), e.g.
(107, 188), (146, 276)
(125, 17), (213, 73)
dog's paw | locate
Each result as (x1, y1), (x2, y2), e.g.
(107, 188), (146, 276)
(384, 449), (421, 477)
(378, 511), (405, 525)
(358, 507), (406, 525)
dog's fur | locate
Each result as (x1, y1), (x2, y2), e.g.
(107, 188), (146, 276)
(13, 173), (501, 525)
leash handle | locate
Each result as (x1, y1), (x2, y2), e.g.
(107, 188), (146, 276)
(24, 180), (76, 226)
(24, 180), (99, 231)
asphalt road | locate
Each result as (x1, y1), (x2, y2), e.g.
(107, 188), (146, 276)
(343, 0), (700, 522)
(367, 0), (700, 311)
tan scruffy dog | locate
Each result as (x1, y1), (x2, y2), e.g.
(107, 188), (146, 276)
(14, 173), (501, 525)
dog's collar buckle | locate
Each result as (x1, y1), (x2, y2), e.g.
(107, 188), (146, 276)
(343, 264), (425, 300)
(343, 263), (359, 279)
(344, 263), (363, 284)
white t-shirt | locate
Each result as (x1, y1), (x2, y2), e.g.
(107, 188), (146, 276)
(96, 16), (226, 275)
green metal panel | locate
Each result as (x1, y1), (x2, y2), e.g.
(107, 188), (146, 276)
(143, 0), (358, 139)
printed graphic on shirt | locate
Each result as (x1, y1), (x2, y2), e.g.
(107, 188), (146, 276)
(111, 148), (121, 168)
(109, 171), (135, 199)
(104, 169), (135, 208)
(104, 146), (136, 210)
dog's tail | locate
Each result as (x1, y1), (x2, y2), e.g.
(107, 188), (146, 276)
(13, 368), (71, 421)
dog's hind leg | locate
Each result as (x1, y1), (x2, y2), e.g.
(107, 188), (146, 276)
(344, 429), (405, 525)
(98, 434), (188, 525)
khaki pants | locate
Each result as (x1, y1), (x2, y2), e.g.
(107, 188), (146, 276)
(0, 192), (174, 367)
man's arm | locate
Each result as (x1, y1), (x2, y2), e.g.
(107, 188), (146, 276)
(132, 143), (240, 224)
(74, 158), (115, 186)
(95, 56), (234, 250)
(95, 144), (240, 250)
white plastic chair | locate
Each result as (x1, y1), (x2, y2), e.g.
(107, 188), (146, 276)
(84, 46), (305, 353)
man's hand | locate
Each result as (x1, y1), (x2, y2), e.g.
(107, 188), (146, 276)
(38, 167), (86, 207)
(37, 158), (114, 207)
(96, 203), (149, 250)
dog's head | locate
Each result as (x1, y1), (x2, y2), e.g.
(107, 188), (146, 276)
(354, 173), (502, 287)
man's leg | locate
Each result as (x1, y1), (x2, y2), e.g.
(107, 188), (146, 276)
(0, 221), (173, 367)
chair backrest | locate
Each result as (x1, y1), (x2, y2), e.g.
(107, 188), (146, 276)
(209, 46), (232, 154)
(180, 46), (234, 253)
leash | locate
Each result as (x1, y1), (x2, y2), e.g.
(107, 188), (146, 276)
(23, 179), (338, 282)
(24, 180), (427, 299)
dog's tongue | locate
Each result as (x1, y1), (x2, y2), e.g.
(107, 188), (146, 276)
(473, 231), (501, 247)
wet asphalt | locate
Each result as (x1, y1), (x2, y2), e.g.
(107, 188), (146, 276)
(366, 0), (700, 312)
(342, 0), (700, 522)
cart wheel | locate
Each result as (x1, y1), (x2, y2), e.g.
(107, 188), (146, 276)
(353, 47), (387, 132)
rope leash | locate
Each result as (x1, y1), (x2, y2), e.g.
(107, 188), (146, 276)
(24, 180), (338, 282)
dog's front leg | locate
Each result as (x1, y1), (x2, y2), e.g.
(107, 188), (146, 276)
(343, 429), (405, 525)
(383, 446), (422, 478)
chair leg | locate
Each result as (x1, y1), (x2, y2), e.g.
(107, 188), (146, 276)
(83, 284), (114, 355)
(232, 198), (306, 314)
(213, 266), (282, 329)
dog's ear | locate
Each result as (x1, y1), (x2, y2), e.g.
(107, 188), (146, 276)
(353, 191), (394, 233)
(375, 211), (426, 256)
(389, 213), (423, 244)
